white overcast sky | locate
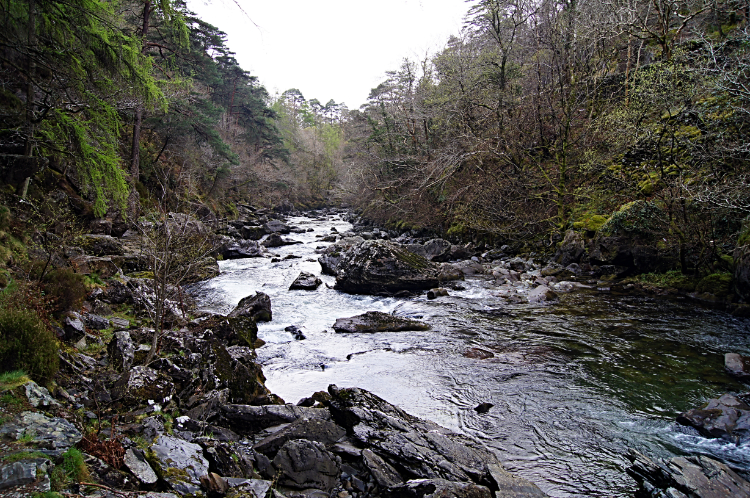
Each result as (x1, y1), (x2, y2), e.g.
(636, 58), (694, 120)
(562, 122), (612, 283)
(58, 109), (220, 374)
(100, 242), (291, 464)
(185, 0), (470, 109)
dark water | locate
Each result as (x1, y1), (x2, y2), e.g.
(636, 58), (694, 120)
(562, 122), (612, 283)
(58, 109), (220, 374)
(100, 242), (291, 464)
(190, 213), (750, 497)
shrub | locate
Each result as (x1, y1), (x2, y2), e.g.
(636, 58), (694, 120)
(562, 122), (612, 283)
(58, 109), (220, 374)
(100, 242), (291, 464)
(42, 268), (88, 314)
(0, 306), (59, 384)
(51, 448), (89, 490)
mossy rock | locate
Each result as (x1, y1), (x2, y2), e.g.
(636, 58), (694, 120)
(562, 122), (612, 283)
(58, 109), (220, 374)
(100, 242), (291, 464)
(599, 200), (667, 239)
(695, 273), (732, 297)
(572, 214), (608, 233)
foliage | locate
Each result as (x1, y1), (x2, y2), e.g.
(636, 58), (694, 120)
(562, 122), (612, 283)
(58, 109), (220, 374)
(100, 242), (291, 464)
(41, 268), (88, 315)
(0, 289), (59, 384)
(630, 270), (697, 291)
(0, 370), (30, 390)
(2, 450), (48, 462)
(50, 447), (89, 490)
(695, 272), (733, 296)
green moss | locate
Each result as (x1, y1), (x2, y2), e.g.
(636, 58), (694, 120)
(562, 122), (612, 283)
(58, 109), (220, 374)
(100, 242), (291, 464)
(2, 450), (49, 463)
(572, 214), (608, 232)
(629, 270), (697, 292)
(393, 247), (430, 270)
(695, 273), (732, 297)
(0, 305), (59, 384)
(600, 200), (666, 238)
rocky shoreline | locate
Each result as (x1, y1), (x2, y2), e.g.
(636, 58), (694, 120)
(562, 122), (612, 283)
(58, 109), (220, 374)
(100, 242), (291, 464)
(1, 206), (749, 497)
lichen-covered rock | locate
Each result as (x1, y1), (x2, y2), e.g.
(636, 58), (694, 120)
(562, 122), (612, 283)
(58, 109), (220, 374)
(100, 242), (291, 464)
(272, 439), (340, 491)
(229, 292), (272, 322)
(0, 412), (81, 455)
(219, 405), (330, 435)
(386, 478), (493, 498)
(333, 311), (430, 333)
(264, 220), (291, 234)
(554, 230), (585, 267)
(423, 238), (452, 262)
(70, 255), (121, 278)
(24, 381), (59, 409)
(80, 234), (125, 256)
(149, 435), (210, 495)
(124, 448), (158, 485)
(214, 344), (270, 405)
(289, 272), (322, 290)
(111, 366), (175, 406)
(220, 239), (265, 259)
(333, 240), (449, 295)
(318, 236), (364, 276)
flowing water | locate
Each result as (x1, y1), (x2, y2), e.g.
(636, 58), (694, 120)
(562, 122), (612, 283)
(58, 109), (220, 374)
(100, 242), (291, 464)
(190, 212), (750, 497)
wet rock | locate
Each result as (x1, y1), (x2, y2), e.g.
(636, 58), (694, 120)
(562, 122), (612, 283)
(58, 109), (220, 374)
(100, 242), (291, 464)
(554, 230), (585, 266)
(464, 348), (494, 360)
(726, 353), (750, 381)
(220, 405), (330, 435)
(362, 449), (402, 487)
(326, 385), (544, 494)
(111, 366), (175, 407)
(474, 403), (493, 414)
(290, 272), (322, 290)
(527, 285), (557, 304)
(264, 220), (291, 234)
(333, 311), (430, 333)
(0, 412), (81, 455)
(229, 292), (272, 322)
(149, 435), (210, 495)
(627, 449), (750, 498)
(215, 344), (271, 405)
(241, 226), (267, 240)
(676, 393), (750, 443)
(263, 233), (302, 247)
(272, 439), (340, 491)
(221, 239), (266, 259)
(254, 418), (346, 457)
(124, 448), (158, 484)
(386, 478), (492, 498)
(333, 240), (450, 295)
(426, 288), (449, 300)
(286, 325), (306, 340)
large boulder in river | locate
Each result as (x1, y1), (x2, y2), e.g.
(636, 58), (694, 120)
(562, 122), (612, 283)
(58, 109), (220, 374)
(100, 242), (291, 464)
(554, 230), (585, 266)
(333, 240), (449, 295)
(726, 353), (750, 381)
(289, 271), (322, 290)
(318, 236), (364, 275)
(333, 311), (430, 333)
(229, 292), (272, 322)
(423, 238), (453, 262)
(676, 393), (750, 443)
(220, 239), (265, 259)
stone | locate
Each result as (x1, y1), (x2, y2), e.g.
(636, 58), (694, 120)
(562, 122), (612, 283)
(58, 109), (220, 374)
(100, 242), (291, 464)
(229, 292), (272, 322)
(214, 344), (272, 405)
(317, 237), (364, 276)
(554, 230), (585, 266)
(254, 418), (346, 457)
(219, 405), (330, 435)
(627, 449), (750, 498)
(725, 353), (750, 381)
(272, 439), (340, 491)
(83, 312), (110, 330)
(80, 234), (125, 256)
(111, 317), (130, 329)
(285, 325), (306, 340)
(263, 233), (302, 247)
(149, 435), (210, 495)
(426, 288), (449, 300)
(333, 311), (430, 333)
(423, 238), (452, 262)
(386, 479), (493, 498)
(527, 285), (557, 304)
(221, 239), (266, 259)
(290, 272), (322, 290)
(232, 479), (273, 498)
(264, 220), (291, 234)
(362, 449), (402, 487)
(241, 226), (267, 240)
(124, 448), (158, 484)
(70, 255), (121, 278)
(0, 412), (81, 455)
(333, 240), (452, 295)
(676, 393), (750, 443)
(63, 312), (86, 342)
(24, 381), (59, 408)
(111, 366), (175, 407)
(0, 461), (38, 490)
(464, 348), (494, 360)
(734, 243), (750, 301)
(474, 403), (493, 414)
(200, 472), (230, 495)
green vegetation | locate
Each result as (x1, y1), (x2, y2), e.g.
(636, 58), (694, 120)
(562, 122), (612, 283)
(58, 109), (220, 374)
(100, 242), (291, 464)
(0, 370), (30, 390)
(629, 271), (698, 292)
(50, 448), (89, 490)
(2, 450), (49, 463)
(0, 303), (59, 384)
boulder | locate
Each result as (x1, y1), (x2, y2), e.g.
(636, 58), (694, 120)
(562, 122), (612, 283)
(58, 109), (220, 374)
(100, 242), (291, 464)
(264, 220), (291, 234)
(111, 366), (175, 407)
(0, 412), (81, 455)
(24, 381), (59, 409)
(149, 435), (210, 495)
(272, 439), (340, 491)
(70, 255), (121, 278)
(198, 315), (258, 347)
(262, 233), (301, 247)
(221, 239), (265, 259)
(290, 272), (322, 290)
(333, 240), (449, 295)
(363, 449), (403, 487)
(423, 238), (452, 262)
(83, 312), (110, 330)
(229, 292), (272, 322)
(554, 230), (585, 266)
(285, 325), (306, 340)
(726, 353), (750, 381)
(0, 459), (50, 492)
(80, 234), (125, 256)
(240, 226), (267, 240)
(124, 448), (158, 485)
(627, 449), (750, 498)
(63, 312), (86, 342)
(317, 237), (364, 276)
(386, 479), (493, 498)
(734, 243), (750, 301)
(676, 393), (750, 443)
(427, 288), (449, 300)
(527, 285), (557, 304)
(254, 418), (346, 457)
(333, 311), (430, 333)
(219, 405), (330, 435)
(326, 385), (545, 496)
(108, 331), (135, 373)
(214, 345), (271, 405)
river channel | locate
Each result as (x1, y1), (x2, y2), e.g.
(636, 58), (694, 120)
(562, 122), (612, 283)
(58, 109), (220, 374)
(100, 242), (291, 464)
(189, 211), (750, 497)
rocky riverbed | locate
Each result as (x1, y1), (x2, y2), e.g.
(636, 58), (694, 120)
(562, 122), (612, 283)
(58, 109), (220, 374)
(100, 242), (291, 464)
(2, 206), (750, 497)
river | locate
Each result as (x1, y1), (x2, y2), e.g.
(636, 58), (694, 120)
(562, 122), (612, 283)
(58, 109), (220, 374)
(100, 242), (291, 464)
(189, 211), (750, 497)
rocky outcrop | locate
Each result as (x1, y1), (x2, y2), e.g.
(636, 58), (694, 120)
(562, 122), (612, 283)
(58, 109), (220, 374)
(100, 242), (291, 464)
(0, 412), (81, 455)
(318, 236), (364, 276)
(111, 366), (175, 407)
(554, 230), (585, 266)
(627, 449), (750, 498)
(333, 311), (430, 333)
(220, 239), (265, 259)
(273, 439), (341, 491)
(725, 353), (750, 380)
(149, 435), (210, 495)
(333, 240), (453, 295)
(676, 393), (750, 443)
(228, 292), (272, 322)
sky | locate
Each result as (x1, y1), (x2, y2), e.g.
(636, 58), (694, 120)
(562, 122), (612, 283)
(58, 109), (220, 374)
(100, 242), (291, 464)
(185, 0), (470, 109)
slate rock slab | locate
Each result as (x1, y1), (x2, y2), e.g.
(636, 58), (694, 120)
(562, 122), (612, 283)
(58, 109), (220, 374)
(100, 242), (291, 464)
(124, 448), (158, 484)
(254, 418), (346, 457)
(677, 393), (750, 443)
(0, 412), (81, 455)
(229, 292), (272, 322)
(219, 404), (330, 435)
(149, 435), (210, 495)
(272, 439), (340, 491)
(289, 272), (322, 290)
(386, 478), (493, 498)
(333, 311), (430, 333)
(111, 366), (175, 406)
